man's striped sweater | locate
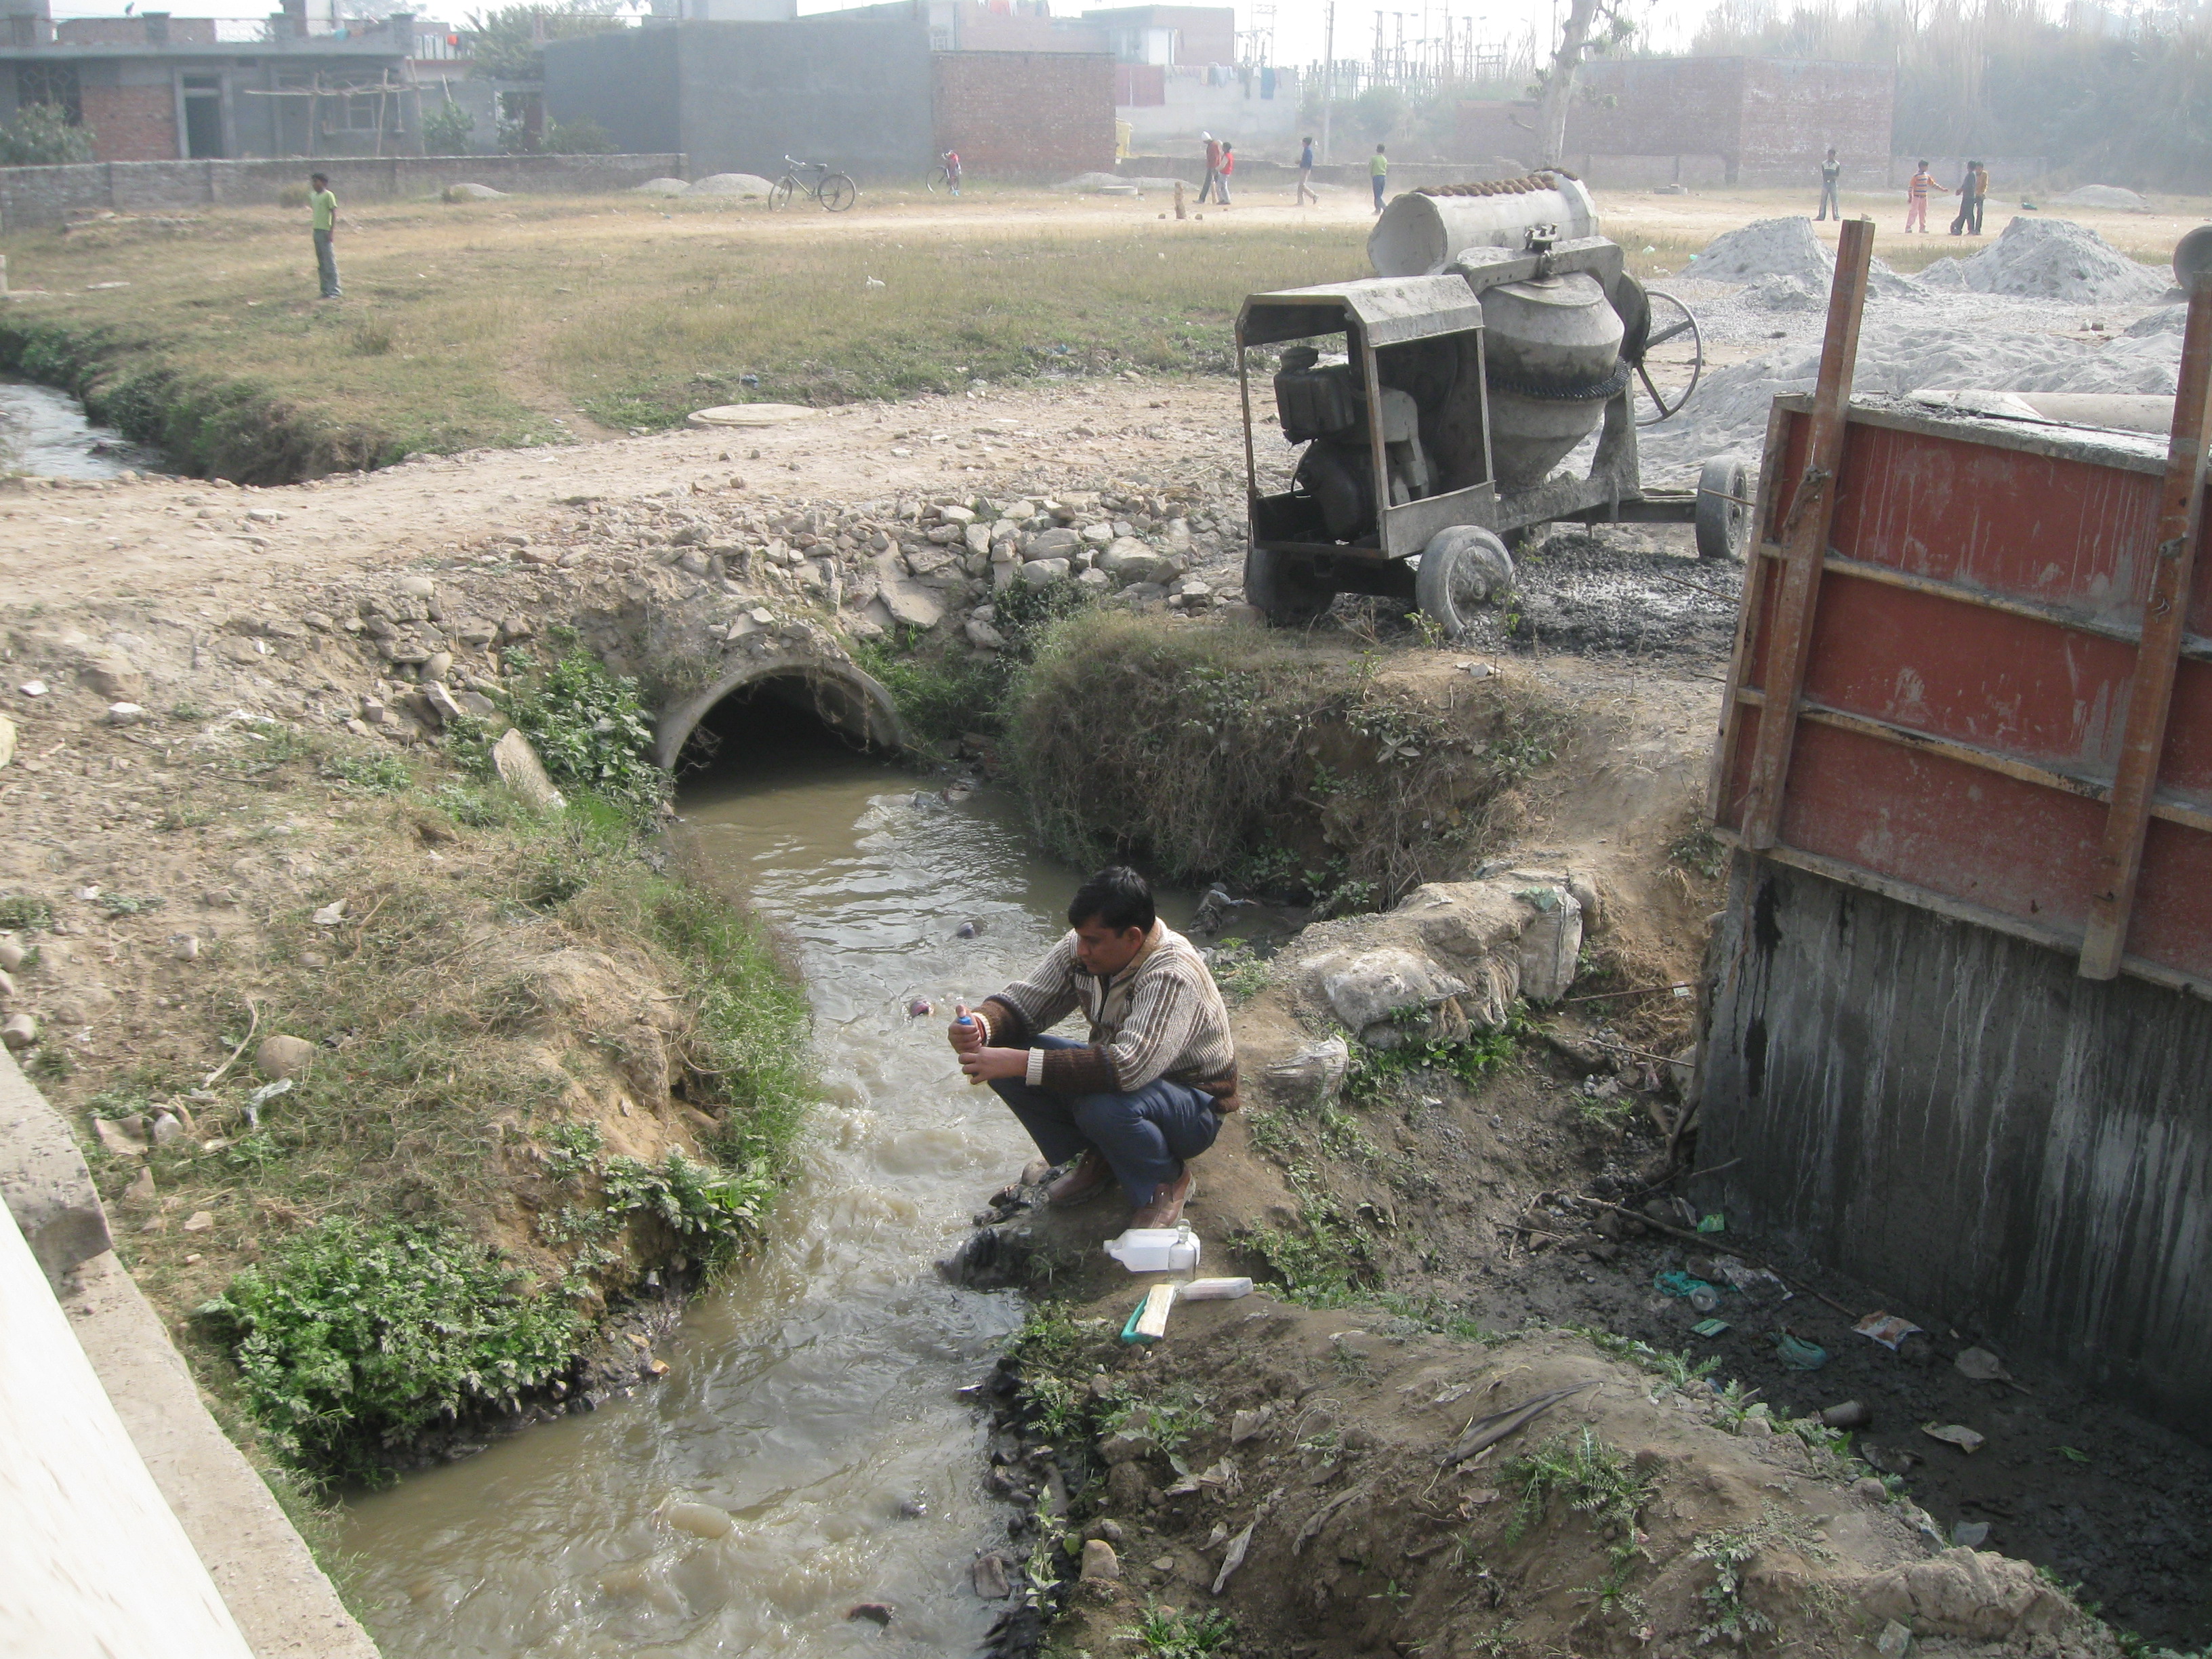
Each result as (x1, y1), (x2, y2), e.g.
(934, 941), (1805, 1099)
(970, 921), (1240, 1107)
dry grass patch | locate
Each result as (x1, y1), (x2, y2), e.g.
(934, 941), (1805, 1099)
(0, 192), (1370, 476)
(1010, 611), (1576, 912)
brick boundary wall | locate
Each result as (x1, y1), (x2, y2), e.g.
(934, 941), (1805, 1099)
(0, 152), (687, 229)
(79, 85), (182, 165)
(935, 50), (1115, 182)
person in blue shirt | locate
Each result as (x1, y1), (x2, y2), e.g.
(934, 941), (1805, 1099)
(1296, 134), (1317, 206)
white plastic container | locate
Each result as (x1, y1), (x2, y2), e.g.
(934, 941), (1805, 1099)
(1104, 1225), (1201, 1273)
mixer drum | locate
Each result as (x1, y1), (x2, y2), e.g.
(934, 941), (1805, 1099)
(1478, 271), (1626, 491)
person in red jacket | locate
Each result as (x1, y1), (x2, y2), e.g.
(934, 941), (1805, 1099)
(1216, 141), (1235, 205)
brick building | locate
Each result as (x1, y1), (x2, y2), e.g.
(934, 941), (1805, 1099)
(0, 0), (422, 163)
(544, 10), (1115, 181)
(1456, 55), (1893, 187)
(933, 49), (1112, 178)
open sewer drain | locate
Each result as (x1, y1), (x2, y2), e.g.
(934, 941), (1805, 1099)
(340, 718), (1211, 1654)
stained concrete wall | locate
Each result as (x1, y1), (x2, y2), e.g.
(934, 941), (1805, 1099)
(546, 16), (936, 180)
(1698, 855), (2212, 1436)
(0, 1048), (380, 1657)
(0, 1197), (255, 1658)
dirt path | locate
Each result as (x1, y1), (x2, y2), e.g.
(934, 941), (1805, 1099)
(0, 375), (1252, 611)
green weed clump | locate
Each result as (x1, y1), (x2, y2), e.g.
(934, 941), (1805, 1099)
(1504, 1427), (1651, 1604)
(499, 649), (670, 818)
(1125, 1604), (1238, 1658)
(197, 1220), (582, 1483)
(851, 576), (1096, 754)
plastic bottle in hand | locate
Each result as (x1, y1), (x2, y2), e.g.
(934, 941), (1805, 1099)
(954, 1000), (983, 1084)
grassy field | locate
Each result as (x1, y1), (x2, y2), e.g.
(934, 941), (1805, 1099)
(3, 183), (2187, 479)
(0, 188), (1378, 475)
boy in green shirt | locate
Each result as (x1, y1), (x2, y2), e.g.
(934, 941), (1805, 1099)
(1370, 144), (1388, 214)
(308, 172), (340, 300)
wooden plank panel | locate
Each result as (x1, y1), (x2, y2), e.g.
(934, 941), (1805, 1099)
(2081, 279), (2212, 979)
(1776, 718), (2108, 936)
(1800, 574), (2140, 779)
(2126, 817), (2212, 980)
(1739, 220), (1875, 848)
(1828, 422), (2164, 627)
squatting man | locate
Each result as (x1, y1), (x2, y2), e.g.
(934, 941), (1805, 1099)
(947, 867), (1237, 1229)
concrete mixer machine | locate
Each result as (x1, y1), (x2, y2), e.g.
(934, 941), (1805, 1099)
(1237, 173), (1748, 633)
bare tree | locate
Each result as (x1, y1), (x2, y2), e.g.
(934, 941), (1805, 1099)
(1532, 0), (1637, 168)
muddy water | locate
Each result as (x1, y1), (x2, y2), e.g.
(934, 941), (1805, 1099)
(343, 719), (1189, 1656)
(0, 380), (162, 477)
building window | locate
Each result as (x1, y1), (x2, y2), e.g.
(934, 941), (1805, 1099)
(340, 91), (382, 131)
(17, 62), (83, 125)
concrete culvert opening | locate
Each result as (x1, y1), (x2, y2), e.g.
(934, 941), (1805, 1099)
(659, 658), (907, 777)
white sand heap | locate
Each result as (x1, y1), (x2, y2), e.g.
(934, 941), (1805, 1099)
(1641, 316), (2184, 482)
(630, 177), (690, 197)
(2053, 184), (2152, 212)
(1689, 216), (1918, 298)
(1917, 217), (2169, 303)
(689, 173), (775, 198)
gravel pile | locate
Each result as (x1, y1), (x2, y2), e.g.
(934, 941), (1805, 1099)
(1453, 529), (1743, 659)
(1916, 216), (2169, 302)
(1687, 216), (1919, 298)
(1643, 316), (2184, 478)
(2053, 184), (2152, 211)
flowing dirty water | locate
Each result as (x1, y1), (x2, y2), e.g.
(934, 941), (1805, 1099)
(0, 379), (163, 478)
(342, 709), (1192, 1656)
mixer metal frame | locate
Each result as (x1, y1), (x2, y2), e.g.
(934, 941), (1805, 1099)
(1235, 237), (1728, 621)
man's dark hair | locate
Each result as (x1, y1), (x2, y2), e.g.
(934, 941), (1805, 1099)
(1069, 865), (1154, 935)
(310, 172), (327, 184)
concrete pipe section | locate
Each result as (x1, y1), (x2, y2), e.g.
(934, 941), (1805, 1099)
(1367, 173), (1603, 277)
(655, 649), (908, 773)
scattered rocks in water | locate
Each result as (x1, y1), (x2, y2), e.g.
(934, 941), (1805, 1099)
(659, 1498), (735, 1538)
(972, 1553), (1012, 1599)
(846, 1602), (894, 1625)
(907, 998), (934, 1018)
(955, 920), (981, 939)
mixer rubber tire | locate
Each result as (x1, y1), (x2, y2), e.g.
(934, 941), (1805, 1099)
(1695, 456), (1753, 563)
(1244, 546), (1334, 628)
(1415, 525), (1514, 640)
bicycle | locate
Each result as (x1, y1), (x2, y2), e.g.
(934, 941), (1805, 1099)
(769, 156), (857, 212)
(926, 151), (962, 195)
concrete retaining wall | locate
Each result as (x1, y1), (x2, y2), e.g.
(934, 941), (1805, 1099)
(0, 1049), (378, 1656)
(1698, 855), (2212, 1437)
(0, 1194), (255, 1658)
(0, 152), (688, 229)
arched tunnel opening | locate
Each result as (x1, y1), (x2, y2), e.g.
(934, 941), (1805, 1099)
(658, 659), (908, 783)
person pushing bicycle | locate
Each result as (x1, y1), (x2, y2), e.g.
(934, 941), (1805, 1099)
(941, 148), (962, 197)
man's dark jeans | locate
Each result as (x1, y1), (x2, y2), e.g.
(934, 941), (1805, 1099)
(987, 1035), (1220, 1206)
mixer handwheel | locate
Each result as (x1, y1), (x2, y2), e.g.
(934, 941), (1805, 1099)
(1633, 289), (1704, 426)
